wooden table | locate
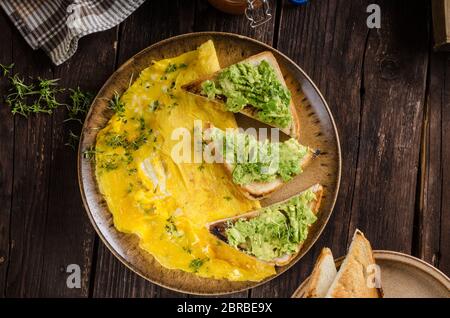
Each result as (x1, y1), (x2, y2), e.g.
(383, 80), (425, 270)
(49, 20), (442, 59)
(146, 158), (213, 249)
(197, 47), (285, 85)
(0, 0), (448, 298)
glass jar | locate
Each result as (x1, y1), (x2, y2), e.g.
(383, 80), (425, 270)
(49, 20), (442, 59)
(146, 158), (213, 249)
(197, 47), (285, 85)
(207, 0), (272, 27)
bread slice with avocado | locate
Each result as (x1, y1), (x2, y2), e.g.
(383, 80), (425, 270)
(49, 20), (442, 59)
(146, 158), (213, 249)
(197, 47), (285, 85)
(303, 248), (337, 298)
(183, 51), (300, 138)
(207, 184), (323, 266)
(203, 123), (317, 200)
(325, 230), (383, 298)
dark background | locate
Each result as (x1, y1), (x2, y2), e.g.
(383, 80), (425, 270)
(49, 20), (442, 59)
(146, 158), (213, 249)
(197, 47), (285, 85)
(0, 0), (448, 297)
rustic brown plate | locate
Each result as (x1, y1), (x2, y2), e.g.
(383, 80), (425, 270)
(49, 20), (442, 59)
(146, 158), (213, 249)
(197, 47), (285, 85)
(292, 250), (450, 298)
(78, 32), (341, 295)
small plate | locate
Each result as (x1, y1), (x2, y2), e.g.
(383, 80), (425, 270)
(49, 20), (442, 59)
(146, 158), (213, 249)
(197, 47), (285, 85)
(292, 250), (450, 298)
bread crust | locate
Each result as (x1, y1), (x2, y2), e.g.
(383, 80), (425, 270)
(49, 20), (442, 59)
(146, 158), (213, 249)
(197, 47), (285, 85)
(182, 51), (300, 138)
(207, 184), (324, 266)
(325, 230), (383, 298)
(304, 248), (337, 298)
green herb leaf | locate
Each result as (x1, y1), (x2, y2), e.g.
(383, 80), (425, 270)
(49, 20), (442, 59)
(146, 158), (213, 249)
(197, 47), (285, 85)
(189, 258), (206, 273)
(109, 91), (125, 116)
(65, 87), (93, 123)
(65, 130), (80, 150)
(0, 63), (14, 77)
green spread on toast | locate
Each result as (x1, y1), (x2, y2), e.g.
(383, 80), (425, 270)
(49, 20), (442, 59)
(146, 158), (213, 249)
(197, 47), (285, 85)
(207, 127), (308, 185)
(201, 60), (292, 128)
(225, 189), (317, 262)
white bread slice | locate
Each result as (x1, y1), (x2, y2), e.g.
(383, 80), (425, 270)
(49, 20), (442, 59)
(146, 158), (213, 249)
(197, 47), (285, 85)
(207, 184), (323, 266)
(325, 230), (383, 298)
(182, 51), (300, 138)
(304, 248), (337, 298)
(203, 123), (317, 200)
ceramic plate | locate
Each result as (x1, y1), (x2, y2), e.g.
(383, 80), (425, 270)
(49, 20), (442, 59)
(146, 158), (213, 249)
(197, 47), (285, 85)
(78, 32), (341, 295)
(292, 250), (450, 298)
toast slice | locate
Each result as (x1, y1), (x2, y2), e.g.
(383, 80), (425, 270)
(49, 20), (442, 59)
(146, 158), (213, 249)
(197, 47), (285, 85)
(183, 51), (300, 138)
(303, 248), (337, 298)
(207, 184), (323, 266)
(203, 123), (317, 200)
(325, 230), (383, 298)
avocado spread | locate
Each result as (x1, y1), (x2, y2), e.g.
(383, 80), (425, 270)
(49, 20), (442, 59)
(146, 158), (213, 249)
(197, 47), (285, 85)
(225, 190), (317, 262)
(208, 127), (309, 185)
(201, 60), (292, 128)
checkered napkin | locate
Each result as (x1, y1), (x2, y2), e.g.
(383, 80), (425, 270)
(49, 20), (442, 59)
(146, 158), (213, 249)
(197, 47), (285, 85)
(0, 0), (146, 65)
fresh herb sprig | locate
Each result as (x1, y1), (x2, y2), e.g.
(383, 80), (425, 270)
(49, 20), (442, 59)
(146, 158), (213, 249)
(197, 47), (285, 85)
(1, 64), (95, 150)
(109, 91), (125, 115)
(5, 75), (64, 117)
(0, 63), (14, 77)
(65, 87), (94, 123)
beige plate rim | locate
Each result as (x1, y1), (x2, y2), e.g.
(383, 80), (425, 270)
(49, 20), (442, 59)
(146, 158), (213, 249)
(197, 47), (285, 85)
(77, 31), (342, 295)
(291, 250), (450, 298)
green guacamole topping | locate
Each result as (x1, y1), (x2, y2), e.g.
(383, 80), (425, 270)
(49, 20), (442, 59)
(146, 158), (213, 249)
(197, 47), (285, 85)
(226, 190), (317, 262)
(201, 60), (292, 128)
(208, 127), (309, 185)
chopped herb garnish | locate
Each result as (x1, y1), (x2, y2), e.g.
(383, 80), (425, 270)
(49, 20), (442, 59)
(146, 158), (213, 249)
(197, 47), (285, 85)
(126, 183), (134, 194)
(166, 63), (188, 73)
(99, 154), (120, 171)
(105, 133), (128, 149)
(109, 91), (125, 116)
(189, 258), (206, 273)
(127, 167), (137, 175)
(223, 196), (232, 201)
(139, 116), (146, 131)
(182, 246), (192, 254)
(149, 100), (160, 112)
(165, 216), (178, 236)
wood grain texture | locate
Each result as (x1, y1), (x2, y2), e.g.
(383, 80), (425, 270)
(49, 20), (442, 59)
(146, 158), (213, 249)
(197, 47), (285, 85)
(4, 26), (54, 298)
(347, 0), (429, 252)
(251, 0), (370, 298)
(419, 51), (450, 275)
(35, 28), (119, 297)
(0, 11), (14, 298)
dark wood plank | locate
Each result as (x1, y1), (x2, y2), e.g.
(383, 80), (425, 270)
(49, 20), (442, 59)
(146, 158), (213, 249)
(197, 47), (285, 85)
(92, 0), (197, 298)
(347, 0), (429, 252)
(419, 51), (450, 275)
(0, 11), (14, 298)
(35, 29), (119, 297)
(92, 243), (155, 298)
(251, 0), (371, 297)
(439, 55), (450, 276)
(4, 26), (55, 298)
(117, 0), (197, 64)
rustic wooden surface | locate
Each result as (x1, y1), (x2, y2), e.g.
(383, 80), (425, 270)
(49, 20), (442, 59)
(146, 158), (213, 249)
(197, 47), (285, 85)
(0, 0), (448, 298)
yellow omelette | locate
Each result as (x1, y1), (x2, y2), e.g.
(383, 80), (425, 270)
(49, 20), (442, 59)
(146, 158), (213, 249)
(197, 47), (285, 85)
(95, 41), (276, 281)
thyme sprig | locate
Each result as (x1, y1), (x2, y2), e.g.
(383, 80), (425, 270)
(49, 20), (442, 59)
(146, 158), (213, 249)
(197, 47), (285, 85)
(65, 87), (94, 123)
(6, 75), (64, 117)
(0, 63), (14, 77)
(1, 65), (95, 150)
